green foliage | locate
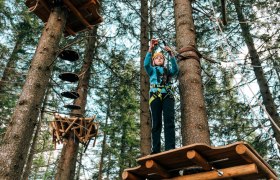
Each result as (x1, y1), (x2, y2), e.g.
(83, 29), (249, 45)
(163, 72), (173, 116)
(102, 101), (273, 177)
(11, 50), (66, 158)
(1, 0), (280, 178)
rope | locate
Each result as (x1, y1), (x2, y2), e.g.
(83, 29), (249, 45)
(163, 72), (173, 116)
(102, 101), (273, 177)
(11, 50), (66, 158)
(27, 0), (40, 13)
(208, 0), (280, 148)
(122, 0), (180, 54)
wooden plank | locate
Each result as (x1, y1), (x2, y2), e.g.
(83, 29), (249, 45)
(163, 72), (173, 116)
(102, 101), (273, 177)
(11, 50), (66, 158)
(124, 142), (278, 179)
(145, 160), (170, 178)
(186, 150), (212, 170)
(236, 144), (278, 180)
(65, 26), (76, 36)
(170, 163), (258, 180)
(51, 121), (61, 140)
(39, 0), (50, 13)
(64, 117), (79, 135)
(137, 143), (234, 170)
(78, 119), (83, 136)
(84, 123), (93, 141)
(80, 0), (97, 9)
(63, 0), (92, 29)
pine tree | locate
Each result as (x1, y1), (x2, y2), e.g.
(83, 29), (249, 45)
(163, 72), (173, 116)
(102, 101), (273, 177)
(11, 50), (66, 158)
(233, 0), (280, 148)
(173, 0), (210, 145)
(140, 0), (151, 156)
(0, 5), (67, 179)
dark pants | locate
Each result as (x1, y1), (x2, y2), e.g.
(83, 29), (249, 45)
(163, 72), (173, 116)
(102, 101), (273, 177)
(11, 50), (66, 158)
(150, 93), (175, 153)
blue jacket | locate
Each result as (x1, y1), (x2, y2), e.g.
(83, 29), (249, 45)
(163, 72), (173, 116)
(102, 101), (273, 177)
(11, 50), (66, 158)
(144, 52), (179, 93)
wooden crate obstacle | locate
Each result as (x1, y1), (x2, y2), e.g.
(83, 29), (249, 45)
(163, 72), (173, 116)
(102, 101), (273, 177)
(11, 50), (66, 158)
(25, 0), (103, 36)
(50, 114), (99, 149)
(122, 142), (278, 180)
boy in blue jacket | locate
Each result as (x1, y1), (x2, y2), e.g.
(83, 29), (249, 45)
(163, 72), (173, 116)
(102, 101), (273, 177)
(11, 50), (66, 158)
(144, 39), (179, 154)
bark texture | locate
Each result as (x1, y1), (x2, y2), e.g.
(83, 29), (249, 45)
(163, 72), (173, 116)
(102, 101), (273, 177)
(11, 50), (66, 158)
(140, 0), (151, 156)
(233, 0), (280, 145)
(22, 89), (49, 180)
(0, 7), (67, 179)
(173, 0), (210, 145)
(55, 27), (97, 180)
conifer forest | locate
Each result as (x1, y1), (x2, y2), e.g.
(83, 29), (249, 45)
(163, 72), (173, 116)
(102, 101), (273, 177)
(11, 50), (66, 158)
(0, 0), (279, 179)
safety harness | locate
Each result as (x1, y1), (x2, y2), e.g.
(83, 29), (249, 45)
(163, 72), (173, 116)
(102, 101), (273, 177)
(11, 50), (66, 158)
(148, 40), (176, 105)
(149, 84), (174, 104)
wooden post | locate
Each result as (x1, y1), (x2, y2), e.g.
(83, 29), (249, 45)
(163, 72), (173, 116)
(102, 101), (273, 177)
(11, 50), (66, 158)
(145, 160), (170, 178)
(186, 150), (212, 170)
(236, 144), (278, 180)
(170, 164), (258, 180)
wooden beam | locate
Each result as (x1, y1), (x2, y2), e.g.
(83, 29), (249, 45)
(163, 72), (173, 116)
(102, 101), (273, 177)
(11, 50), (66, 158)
(122, 171), (142, 180)
(51, 121), (61, 140)
(92, 124), (99, 147)
(79, 119), (84, 136)
(186, 150), (212, 170)
(55, 115), (94, 121)
(39, 0), (51, 13)
(63, 117), (79, 135)
(236, 144), (278, 180)
(81, 0), (98, 9)
(170, 163), (258, 180)
(65, 26), (76, 36)
(145, 160), (170, 178)
(63, 0), (93, 29)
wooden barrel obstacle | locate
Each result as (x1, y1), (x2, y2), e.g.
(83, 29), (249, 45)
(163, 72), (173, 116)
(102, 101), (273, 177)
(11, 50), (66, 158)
(122, 142), (278, 180)
(50, 114), (98, 150)
(25, 0), (103, 36)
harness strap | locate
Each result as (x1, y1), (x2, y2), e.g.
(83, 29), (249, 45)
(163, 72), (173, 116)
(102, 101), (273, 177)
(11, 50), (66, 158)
(149, 89), (162, 104)
(149, 85), (174, 104)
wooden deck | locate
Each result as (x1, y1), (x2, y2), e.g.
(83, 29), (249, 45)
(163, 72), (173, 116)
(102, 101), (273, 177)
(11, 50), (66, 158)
(123, 142), (278, 180)
(25, 0), (103, 36)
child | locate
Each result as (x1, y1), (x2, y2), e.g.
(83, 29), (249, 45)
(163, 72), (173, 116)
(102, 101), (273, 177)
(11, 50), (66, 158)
(144, 39), (179, 154)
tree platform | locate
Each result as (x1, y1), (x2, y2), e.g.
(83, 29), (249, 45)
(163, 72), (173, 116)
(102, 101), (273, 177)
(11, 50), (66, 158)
(25, 0), (103, 36)
(50, 114), (98, 148)
(122, 142), (278, 180)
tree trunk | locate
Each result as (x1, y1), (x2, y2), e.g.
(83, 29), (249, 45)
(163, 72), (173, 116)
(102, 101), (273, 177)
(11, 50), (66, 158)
(119, 124), (127, 179)
(0, 6), (67, 179)
(21, 87), (50, 180)
(0, 36), (23, 92)
(55, 27), (97, 180)
(173, 0), (210, 145)
(233, 0), (280, 145)
(140, 0), (151, 156)
(98, 101), (110, 180)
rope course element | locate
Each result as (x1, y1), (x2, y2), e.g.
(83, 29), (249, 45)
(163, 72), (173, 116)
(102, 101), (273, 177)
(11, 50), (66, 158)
(50, 114), (98, 151)
(207, 0), (280, 149)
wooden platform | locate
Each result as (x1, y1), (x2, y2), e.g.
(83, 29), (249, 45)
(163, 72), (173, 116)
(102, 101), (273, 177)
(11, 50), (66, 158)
(122, 142), (278, 180)
(25, 0), (103, 36)
(50, 114), (98, 148)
